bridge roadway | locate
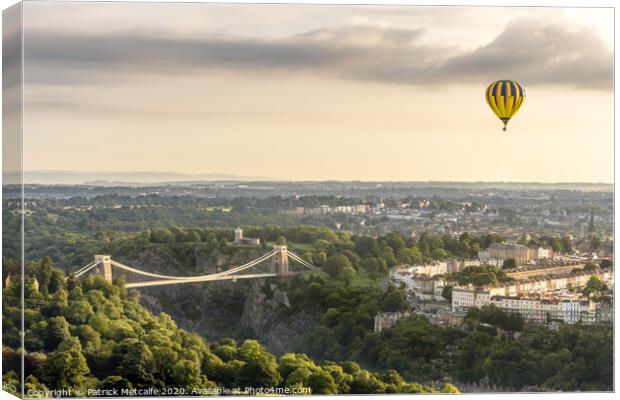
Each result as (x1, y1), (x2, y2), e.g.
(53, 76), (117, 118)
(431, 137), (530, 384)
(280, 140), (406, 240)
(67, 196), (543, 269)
(125, 271), (298, 288)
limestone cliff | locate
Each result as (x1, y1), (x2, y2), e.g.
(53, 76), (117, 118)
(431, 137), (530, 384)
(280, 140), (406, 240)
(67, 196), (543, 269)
(239, 282), (319, 354)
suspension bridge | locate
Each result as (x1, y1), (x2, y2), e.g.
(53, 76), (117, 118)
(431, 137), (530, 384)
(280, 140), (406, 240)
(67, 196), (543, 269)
(72, 245), (321, 288)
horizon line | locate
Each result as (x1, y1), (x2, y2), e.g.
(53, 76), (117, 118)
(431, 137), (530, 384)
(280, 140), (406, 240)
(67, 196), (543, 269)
(4, 170), (614, 186)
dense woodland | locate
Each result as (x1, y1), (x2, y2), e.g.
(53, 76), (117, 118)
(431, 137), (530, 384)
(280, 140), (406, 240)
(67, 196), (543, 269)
(2, 199), (614, 394)
(2, 253), (613, 394)
(6, 207), (509, 269)
(2, 262), (457, 396)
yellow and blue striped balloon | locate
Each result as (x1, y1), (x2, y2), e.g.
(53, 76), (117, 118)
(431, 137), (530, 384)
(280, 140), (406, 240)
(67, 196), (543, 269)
(485, 80), (525, 131)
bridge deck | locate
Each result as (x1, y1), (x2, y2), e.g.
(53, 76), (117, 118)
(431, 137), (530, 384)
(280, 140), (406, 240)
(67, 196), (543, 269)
(125, 272), (280, 288)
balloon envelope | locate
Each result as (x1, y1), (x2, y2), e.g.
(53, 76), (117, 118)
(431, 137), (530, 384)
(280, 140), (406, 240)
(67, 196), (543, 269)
(485, 80), (525, 131)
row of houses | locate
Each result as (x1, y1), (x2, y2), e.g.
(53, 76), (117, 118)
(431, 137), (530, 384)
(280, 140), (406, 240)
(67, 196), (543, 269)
(490, 295), (611, 324)
(390, 266), (446, 301)
(453, 293), (611, 325)
(390, 259), (489, 301)
(391, 258), (482, 279)
(374, 297), (611, 333)
(289, 204), (371, 216)
(451, 269), (613, 325)
(453, 269), (613, 308)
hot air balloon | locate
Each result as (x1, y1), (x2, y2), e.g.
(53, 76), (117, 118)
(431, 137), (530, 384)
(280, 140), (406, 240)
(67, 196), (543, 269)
(485, 80), (525, 131)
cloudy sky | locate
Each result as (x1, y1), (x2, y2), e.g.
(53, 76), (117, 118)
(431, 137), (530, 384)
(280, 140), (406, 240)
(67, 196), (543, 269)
(16, 2), (613, 182)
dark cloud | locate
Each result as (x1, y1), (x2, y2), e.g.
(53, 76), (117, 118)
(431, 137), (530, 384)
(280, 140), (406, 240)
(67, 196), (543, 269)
(437, 19), (613, 88)
(23, 18), (612, 89)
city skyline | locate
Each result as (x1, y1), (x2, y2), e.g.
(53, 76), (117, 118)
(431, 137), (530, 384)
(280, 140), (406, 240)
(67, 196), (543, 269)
(13, 2), (614, 182)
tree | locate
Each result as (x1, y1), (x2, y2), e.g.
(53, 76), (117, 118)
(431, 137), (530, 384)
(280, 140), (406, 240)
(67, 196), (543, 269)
(99, 375), (133, 392)
(284, 367), (312, 388)
(25, 276), (43, 299)
(457, 241), (471, 257)
(116, 339), (156, 388)
(440, 383), (459, 393)
(502, 258), (516, 269)
(590, 235), (601, 251)
(380, 247), (398, 268)
(278, 353), (317, 379)
(349, 371), (386, 394)
(307, 370), (338, 394)
(338, 264), (356, 284)
(382, 369), (405, 392)
(48, 270), (66, 294)
(3, 371), (20, 396)
(24, 375), (49, 396)
(322, 364), (352, 393)
(583, 276), (608, 296)
(431, 248), (449, 260)
(379, 286), (408, 312)
(184, 230), (201, 243)
(66, 299), (94, 325)
(441, 285), (453, 302)
(384, 232), (406, 254)
(355, 237), (379, 258)
(170, 359), (204, 388)
(39, 337), (89, 389)
(235, 340), (282, 389)
(468, 305), (524, 331)
(44, 316), (71, 350)
(324, 255), (353, 279)
(74, 325), (101, 353)
(150, 228), (174, 243)
(456, 331), (494, 382)
(360, 258), (387, 280)
(549, 237), (562, 253)
(398, 246), (422, 265)
(65, 274), (81, 292)
(37, 257), (53, 296)
(583, 263), (597, 273)
(600, 259), (613, 269)
(213, 344), (237, 363)
(560, 236), (573, 254)
(471, 272), (494, 287)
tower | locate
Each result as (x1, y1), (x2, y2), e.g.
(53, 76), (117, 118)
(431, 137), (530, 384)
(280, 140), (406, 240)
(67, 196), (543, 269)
(588, 208), (595, 234)
(271, 245), (289, 274)
(94, 255), (113, 282)
(234, 227), (243, 244)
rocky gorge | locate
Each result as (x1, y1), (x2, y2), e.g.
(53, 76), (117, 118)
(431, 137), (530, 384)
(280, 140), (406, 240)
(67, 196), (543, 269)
(118, 245), (321, 355)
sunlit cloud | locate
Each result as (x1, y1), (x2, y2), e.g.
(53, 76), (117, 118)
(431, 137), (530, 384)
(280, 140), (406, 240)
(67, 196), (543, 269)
(24, 17), (611, 89)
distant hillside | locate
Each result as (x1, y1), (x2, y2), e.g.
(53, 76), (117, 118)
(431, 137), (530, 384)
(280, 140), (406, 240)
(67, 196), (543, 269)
(19, 170), (275, 185)
(7, 171), (612, 190)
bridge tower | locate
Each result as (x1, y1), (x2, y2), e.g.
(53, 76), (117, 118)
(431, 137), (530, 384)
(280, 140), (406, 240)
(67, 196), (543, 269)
(94, 255), (113, 282)
(271, 245), (289, 274)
